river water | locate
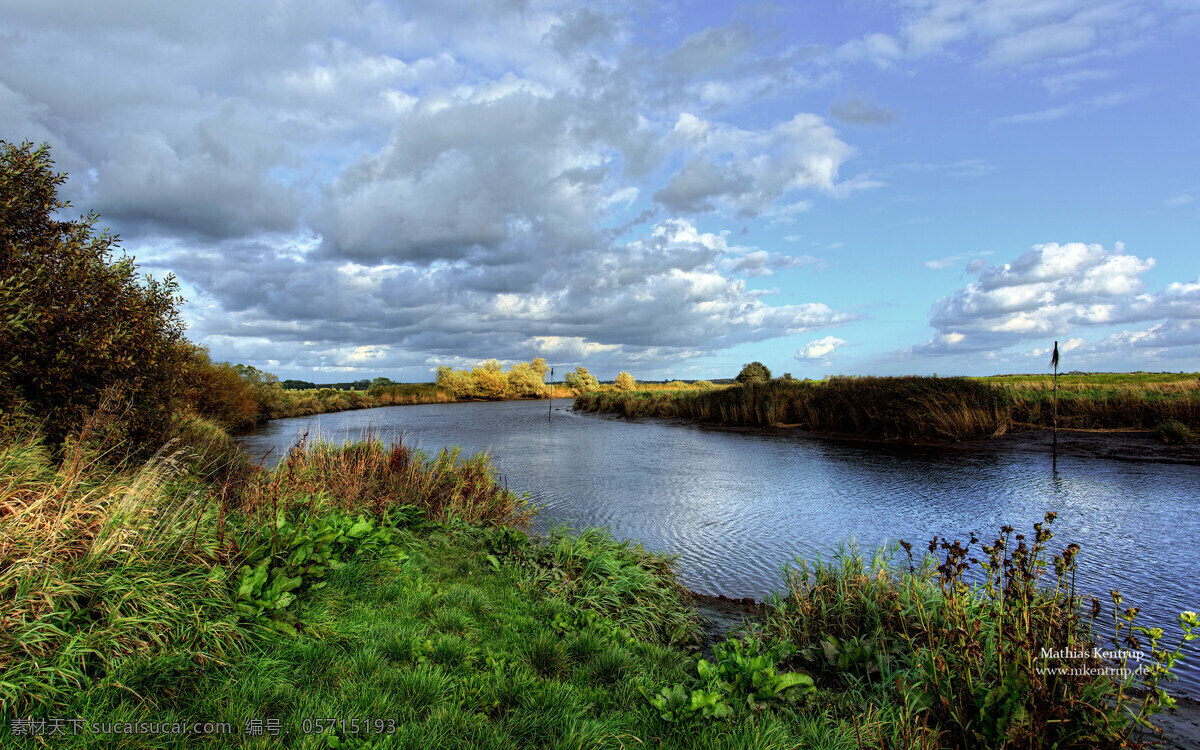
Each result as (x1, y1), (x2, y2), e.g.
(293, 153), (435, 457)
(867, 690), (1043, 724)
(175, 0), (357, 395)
(237, 399), (1200, 696)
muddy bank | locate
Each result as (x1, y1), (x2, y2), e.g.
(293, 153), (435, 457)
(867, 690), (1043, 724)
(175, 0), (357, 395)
(961, 426), (1200, 466)
(686, 591), (764, 660)
(694, 421), (1200, 466)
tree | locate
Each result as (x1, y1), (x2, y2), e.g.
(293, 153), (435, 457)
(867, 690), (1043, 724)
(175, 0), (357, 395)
(436, 365), (473, 399)
(735, 361), (771, 384)
(564, 366), (600, 394)
(506, 361), (548, 398)
(0, 141), (187, 452)
(564, 366), (599, 394)
(614, 371), (636, 390)
(470, 360), (507, 399)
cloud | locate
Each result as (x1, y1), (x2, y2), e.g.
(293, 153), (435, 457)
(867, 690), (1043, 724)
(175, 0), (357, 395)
(1165, 193), (1195, 208)
(155, 218), (858, 375)
(718, 248), (820, 277)
(795, 336), (848, 360)
(0, 2), (871, 378)
(830, 97), (900, 126)
(993, 88), (1143, 125)
(1042, 68), (1115, 94)
(910, 242), (1200, 358)
(891, 0), (1195, 69)
(924, 252), (987, 270)
(654, 112), (857, 217)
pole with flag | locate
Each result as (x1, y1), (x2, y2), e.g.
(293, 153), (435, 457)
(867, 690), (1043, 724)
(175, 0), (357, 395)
(1051, 341), (1059, 466)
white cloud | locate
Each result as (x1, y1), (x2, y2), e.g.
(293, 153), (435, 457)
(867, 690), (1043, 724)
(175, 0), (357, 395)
(891, 0), (1192, 70)
(911, 242), (1200, 358)
(795, 336), (848, 360)
(654, 112), (857, 216)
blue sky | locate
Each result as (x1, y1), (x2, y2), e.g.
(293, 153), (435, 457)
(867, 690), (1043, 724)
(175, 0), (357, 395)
(3, 1), (1198, 381)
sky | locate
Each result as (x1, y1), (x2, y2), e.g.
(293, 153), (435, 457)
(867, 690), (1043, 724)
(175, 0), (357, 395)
(3, 0), (1198, 382)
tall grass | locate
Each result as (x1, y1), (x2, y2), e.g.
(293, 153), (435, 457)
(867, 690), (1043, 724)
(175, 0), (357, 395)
(0, 431), (244, 716)
(576, 377), (1012, 441)
(238, 435), (534, 528)
(762, 514), (1192, 748)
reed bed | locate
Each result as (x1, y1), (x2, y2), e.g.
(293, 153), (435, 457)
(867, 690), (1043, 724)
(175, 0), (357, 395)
(238, 434), (534, 529)
(576, 377), (1012, 441)
(992, 373), (1200, 430)
(577, 373), (1200, 441)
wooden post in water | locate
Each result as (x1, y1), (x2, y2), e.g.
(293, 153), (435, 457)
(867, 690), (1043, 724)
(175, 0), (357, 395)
(548, 366), (554, 421)
(1051, 340), (1059, 468)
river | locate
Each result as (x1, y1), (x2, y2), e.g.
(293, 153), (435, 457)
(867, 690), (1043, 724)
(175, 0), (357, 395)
(237, 398), (1200, 697)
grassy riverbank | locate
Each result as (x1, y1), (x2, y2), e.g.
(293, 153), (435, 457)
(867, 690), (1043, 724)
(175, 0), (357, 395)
(574, 374), (1200, 443)
(4, 417), (1193, 748)
(197, 380), (577, 433)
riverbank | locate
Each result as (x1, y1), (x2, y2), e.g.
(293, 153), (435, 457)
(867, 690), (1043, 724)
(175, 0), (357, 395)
(574, 374), (1200, 450)
(262, 384), (576, 422)
(5, 425), (1196, 749)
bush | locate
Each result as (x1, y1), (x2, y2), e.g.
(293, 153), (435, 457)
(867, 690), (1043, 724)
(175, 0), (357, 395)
(614, 371), (636, 391)
(564, 366), (600, 394)
(1155, 419), (1194, 444)
(177, 346), (266, 431)
(0, 141), (186, 454)
(735, 361), (771, 384)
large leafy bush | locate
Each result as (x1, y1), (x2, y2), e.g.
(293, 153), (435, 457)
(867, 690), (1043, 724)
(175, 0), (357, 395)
(0, 141), (186, 453)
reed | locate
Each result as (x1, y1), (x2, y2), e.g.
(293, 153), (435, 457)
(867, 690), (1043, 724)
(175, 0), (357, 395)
(576, 376), (1012, 441)
(238, 435), (534, 528)
(0, 430), (244, 716)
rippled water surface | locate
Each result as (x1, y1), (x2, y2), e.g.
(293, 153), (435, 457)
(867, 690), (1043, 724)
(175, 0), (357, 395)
(238, 399), (1200, 696)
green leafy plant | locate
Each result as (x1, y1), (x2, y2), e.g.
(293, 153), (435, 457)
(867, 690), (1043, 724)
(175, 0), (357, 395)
(647, 683), (732, 722)
(232, 508), (411, 634)
(646, 635), (814, 724)
(702, 636), (815, 711)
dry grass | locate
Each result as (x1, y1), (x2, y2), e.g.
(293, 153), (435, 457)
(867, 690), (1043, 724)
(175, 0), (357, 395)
(238, 432), (534, 529)
(0, 425), (243, 715)
(576, 377), (1011, 441)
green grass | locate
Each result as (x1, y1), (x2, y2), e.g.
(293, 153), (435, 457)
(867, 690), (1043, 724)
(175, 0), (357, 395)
(982, 372), (1200, 430)
(4, 424), (1193, 749)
